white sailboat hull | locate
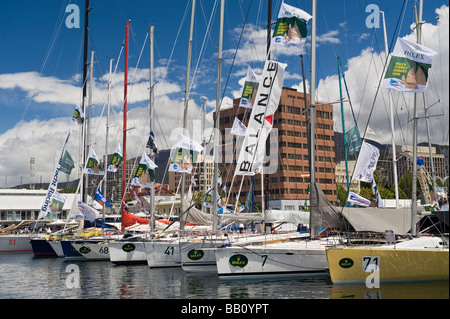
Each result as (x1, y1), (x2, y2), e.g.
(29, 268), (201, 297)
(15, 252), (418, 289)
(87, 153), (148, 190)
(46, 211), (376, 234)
(146, 240), (181, 268)
(72, 242), (110, 260)
(109, 240), (147, 265)
(180, 232), (308, 273)
(48, 240), (64, 257)
(215, 239), (331, 280)
(180, 240), (223, 273)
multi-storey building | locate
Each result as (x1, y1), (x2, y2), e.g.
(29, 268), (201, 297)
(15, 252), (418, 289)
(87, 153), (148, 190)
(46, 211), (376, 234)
(216, 87), (336, 210)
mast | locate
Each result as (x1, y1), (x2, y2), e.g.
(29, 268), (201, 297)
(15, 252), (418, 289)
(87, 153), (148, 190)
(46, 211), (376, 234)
(102, 58), (113, 233)
(87, 50), (94, 200)
(201, 96), (208, 195)
(180, 0), (196, 233)
(149, 25), (156, 233)
(411, 0), (423, 236)
(337, 56), (349, 191)
(212, 0), (224, 235)
(309, 0), (317, 239)
(381, 10), (399, 208)
(81, 0), (90, 203)
(121, 20), (130, 231)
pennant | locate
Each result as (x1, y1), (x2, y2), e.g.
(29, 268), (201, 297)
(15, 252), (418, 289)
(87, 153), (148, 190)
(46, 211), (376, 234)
(130, 187), (142, 207)
(131, 152), (157, 188)
(348, 191), (371, 207)
(168, 134), (203, 174)
(77, 201), (101, 222)
(352, 141), (379, 183)
(85, 149), (105, 175)
(366, 126), (376, 135)
(230, 117), (247, 136)
(235, 60), (286, 176)
(49, 191), (67, 213)
(72, 105), (84, 125)
(107, 144), (123, 173)
(239, 66), (259, 109)
(382, 37), (437, 93)
(60, 150), (75, 175)
(372, 180), (385, 208)
(94, 180), (112, 208)
(271, 2), (312, 49)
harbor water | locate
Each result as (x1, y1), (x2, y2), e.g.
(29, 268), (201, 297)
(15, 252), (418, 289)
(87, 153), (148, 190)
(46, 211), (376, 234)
(0, 253), (448, 301)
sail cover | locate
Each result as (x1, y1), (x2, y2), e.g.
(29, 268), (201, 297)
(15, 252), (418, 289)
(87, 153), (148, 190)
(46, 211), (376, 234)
(341, 207), (412, 235)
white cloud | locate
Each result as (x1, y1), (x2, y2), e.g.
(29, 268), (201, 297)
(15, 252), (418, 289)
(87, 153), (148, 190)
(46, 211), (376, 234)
(316, 5), (449, 147)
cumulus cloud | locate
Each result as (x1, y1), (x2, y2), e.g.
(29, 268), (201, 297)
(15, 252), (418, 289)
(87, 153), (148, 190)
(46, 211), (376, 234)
(316, 5), (449, 147)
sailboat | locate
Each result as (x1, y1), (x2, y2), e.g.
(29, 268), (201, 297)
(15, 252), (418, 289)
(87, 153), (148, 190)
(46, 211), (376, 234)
(325, 0), (449, 285)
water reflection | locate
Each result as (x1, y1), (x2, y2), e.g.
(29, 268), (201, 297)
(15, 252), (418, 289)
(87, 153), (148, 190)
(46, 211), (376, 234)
(0, 254), (447, 299)
(331, 281), (449, 299)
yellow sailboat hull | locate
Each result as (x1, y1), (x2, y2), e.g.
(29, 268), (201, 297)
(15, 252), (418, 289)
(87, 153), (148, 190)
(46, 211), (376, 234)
(326, 247), (449, 285)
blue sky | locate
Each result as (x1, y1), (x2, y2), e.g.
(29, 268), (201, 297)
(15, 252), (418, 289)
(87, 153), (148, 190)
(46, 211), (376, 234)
(0, 0), (448, 187)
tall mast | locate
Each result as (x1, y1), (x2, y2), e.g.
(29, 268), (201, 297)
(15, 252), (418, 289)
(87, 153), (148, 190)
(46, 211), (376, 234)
(411, 0), (423, 236)
(121, 20), (130, 231)
(180, 0), (196, 233)
(81, 0), (90, 203)
(103, 58), (113, 233)
(149, 25), (156, 233)
(212, 0), (224, 234)
(337, 56), (349, 191)
(309, 0), (317, 239)
(381, 10), (399, 208)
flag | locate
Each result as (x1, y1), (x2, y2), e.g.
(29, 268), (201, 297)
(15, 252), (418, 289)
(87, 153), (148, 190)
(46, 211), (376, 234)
(60, 150), (75, 175)
(76, 201), (100, 222)
(168, 134), (203, 174)
(85, 149), (104, 175)
(230, 117), (247, 136)
(220, 186), (227, 207)
(239, 66), (259, 109)
(203, 188), (212, 208)
(49, 191), (66, 213)
(131, 152), (157, 188)
(235, 60), (286, 176)
(107, 144), (123, 172)
(130, 187), (142, 207)
(244, 189), (252, 212)
(94, 180), (112, 208)
(271, 2), (312, 49)
(352, 141), (379, 183)
(72, 105), (84, 125)
(372, 180), (385, 208)
(344, 126), (362, 155)
(381, 37), (437, 93)
(146, 130), (158, 154)
(39, 130), (71, 219)
(366, 126), (376, 135)
(348, 191), (371, 207)
(217, 170), (222, 187)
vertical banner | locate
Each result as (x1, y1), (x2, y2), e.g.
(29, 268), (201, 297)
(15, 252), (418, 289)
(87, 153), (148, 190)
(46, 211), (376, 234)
(235, 60), (286, 176)
(39, 130), (71, 219)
